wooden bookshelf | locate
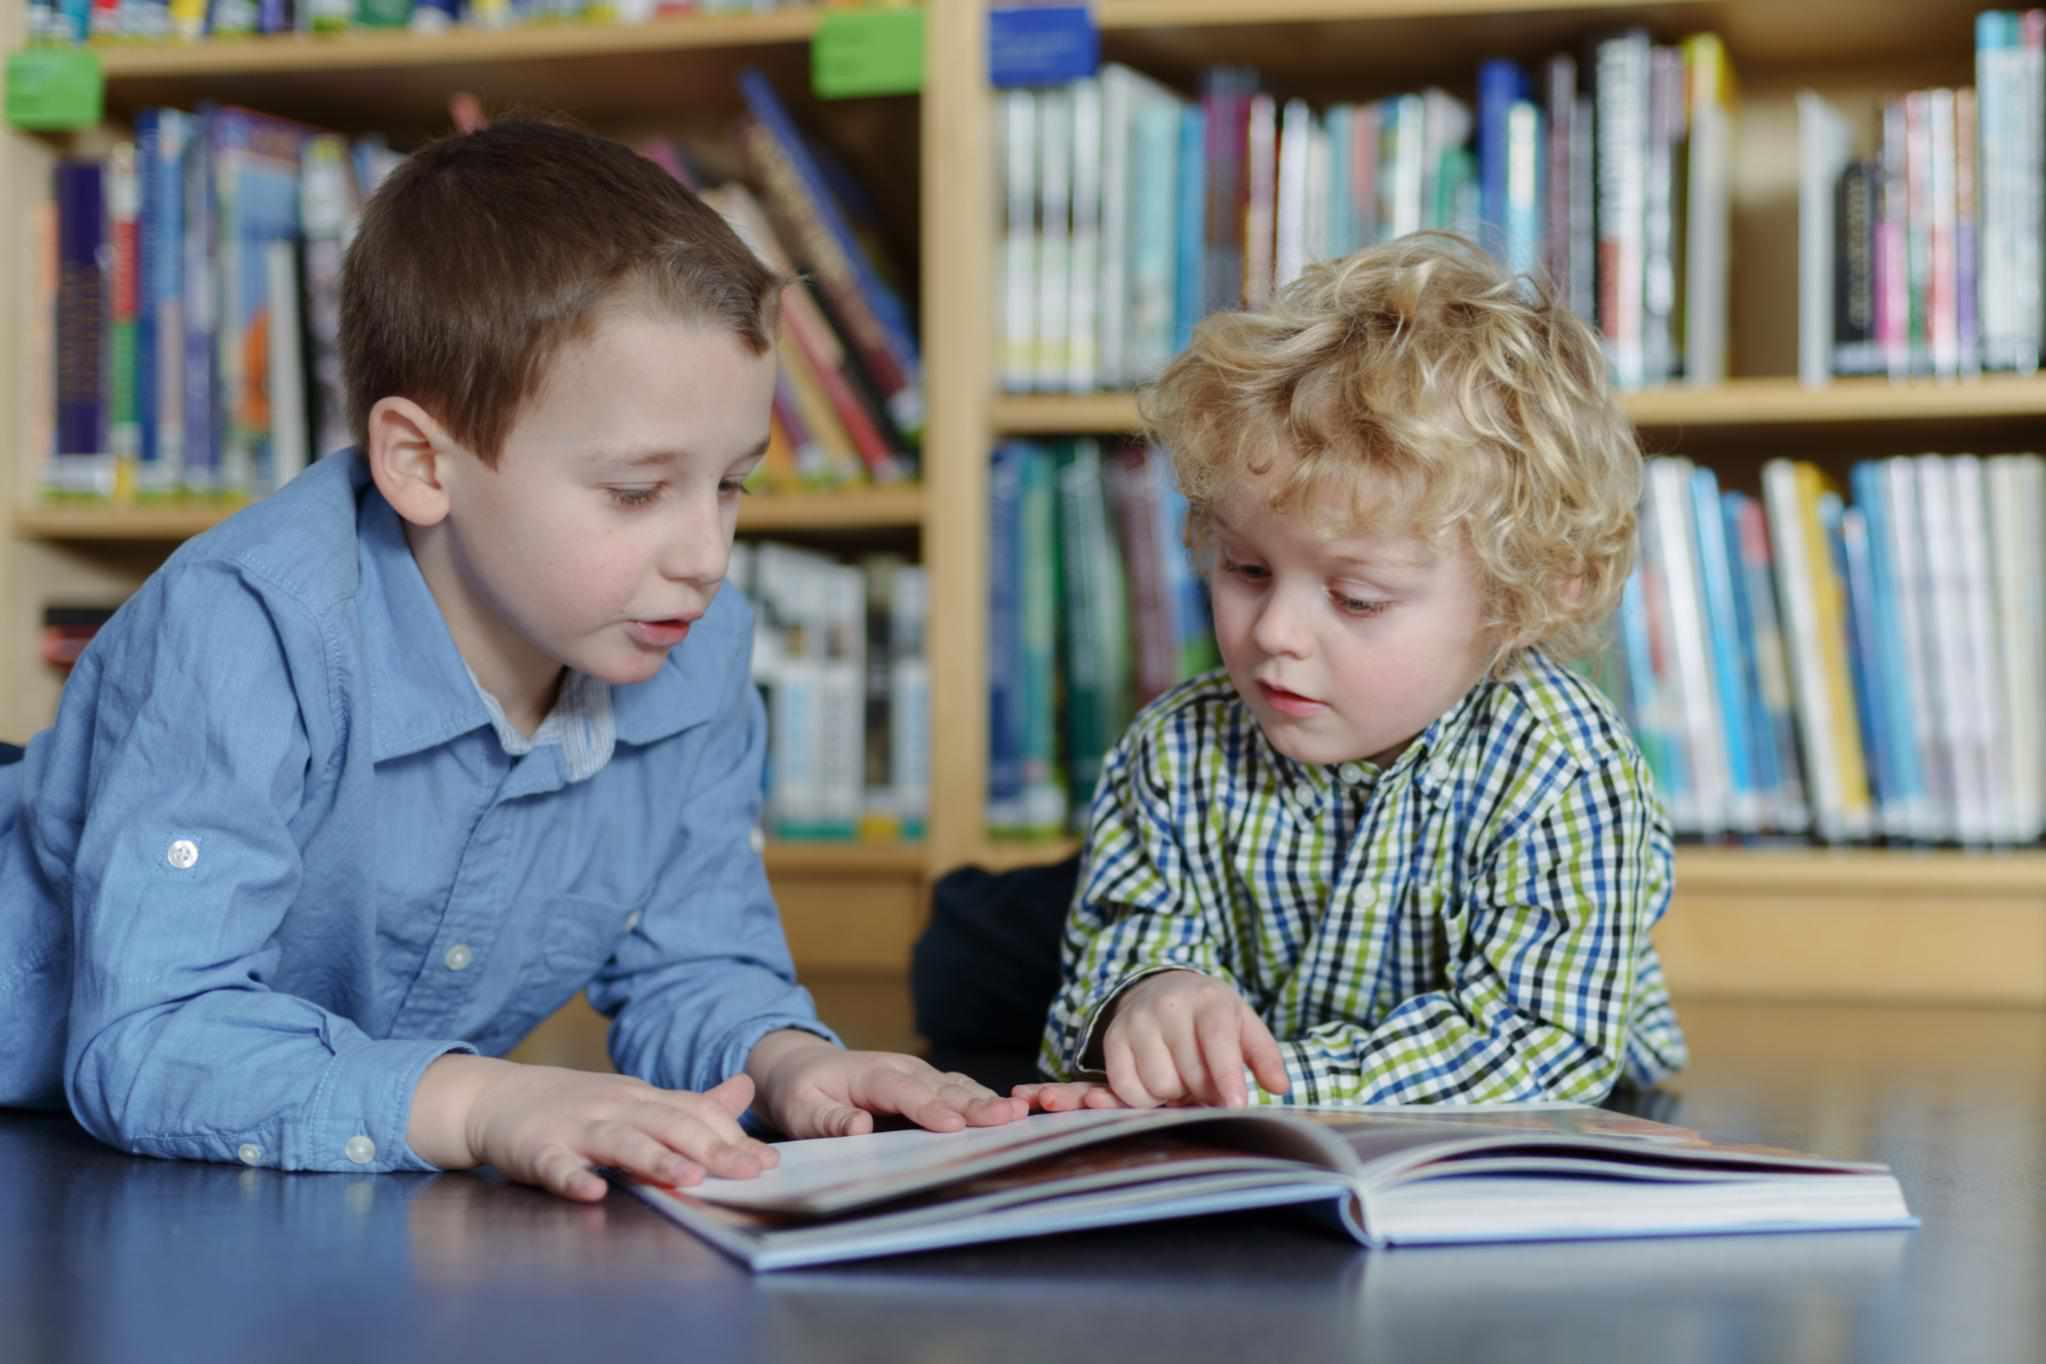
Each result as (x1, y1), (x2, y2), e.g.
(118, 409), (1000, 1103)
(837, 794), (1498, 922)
(995, 375), (2046, 440)
(6, 0), (2046, 1014)
(9, 484), (926, 542)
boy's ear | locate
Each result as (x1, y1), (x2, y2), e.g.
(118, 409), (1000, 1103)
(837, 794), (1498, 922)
(365, 397), (455, 528)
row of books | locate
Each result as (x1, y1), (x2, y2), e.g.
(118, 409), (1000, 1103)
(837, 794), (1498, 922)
(1613, 452), (2046, 847)
(731, 540), (929, 843)
(25, 0), (871, 45)
(30, 70), (921, 502)
(36, 109), (401, 503)
(986, 439), (1219, 836)
(1801, 12), (2046, 383)
(997, 32), (1733, 395)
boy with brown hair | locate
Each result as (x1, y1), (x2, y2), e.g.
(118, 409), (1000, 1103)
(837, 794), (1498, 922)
(0, 120), (1021, 1200)
(1022, 233), (1687, 1112)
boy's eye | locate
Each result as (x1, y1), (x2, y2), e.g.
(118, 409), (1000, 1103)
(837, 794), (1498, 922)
(607, 485), (662, 509)
(719, 477), (754, 498)
(1221, 557), (1267, 581)
(1333, 592), (1388, 618)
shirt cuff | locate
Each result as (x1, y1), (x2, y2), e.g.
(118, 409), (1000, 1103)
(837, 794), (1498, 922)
(290, 1036), (479, 1173)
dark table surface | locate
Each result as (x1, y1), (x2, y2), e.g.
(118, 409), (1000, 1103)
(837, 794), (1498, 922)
(4, 1000), (2041, 1364)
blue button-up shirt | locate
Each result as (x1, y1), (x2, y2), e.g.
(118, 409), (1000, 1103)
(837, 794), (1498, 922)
(0, 451), (830, 1172)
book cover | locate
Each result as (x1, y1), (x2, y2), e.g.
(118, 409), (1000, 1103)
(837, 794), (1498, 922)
(627, 1105), (1914, 1272)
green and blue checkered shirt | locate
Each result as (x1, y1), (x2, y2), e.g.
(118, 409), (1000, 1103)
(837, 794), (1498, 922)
(1040, 649), (1687, 1103)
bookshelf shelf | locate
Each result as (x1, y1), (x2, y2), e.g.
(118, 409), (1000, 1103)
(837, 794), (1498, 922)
(87, 12), (820, 127)
(9, 485), (924, 543)
(92, 10), (820, 80)
(993, 376), (2046, 440)
(764, 839), (930, 877)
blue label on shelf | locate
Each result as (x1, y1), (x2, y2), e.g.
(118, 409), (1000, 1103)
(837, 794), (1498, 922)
(989, 4), (1099, 89)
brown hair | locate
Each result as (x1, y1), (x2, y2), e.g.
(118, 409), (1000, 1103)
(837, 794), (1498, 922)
(1145, 231), (1642, 667)
(341, 118), (783, 465)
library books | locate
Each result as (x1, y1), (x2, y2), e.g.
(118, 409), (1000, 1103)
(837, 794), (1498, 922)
(625, 1103), (1914, 1272)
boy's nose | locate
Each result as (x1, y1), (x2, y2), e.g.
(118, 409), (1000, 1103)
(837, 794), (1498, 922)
(658, 494), (729, 586)
(1250, 592), (1311, 657)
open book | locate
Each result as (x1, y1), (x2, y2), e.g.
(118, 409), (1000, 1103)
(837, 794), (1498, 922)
(624, 1104), (1914, 1271)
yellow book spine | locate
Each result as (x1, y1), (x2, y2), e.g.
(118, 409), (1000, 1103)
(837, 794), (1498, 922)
(1795, 463), (1874, 825)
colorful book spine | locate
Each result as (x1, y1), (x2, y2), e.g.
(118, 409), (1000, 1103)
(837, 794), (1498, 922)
(105, 142), (142, 495)
(52, 159), (108, 496)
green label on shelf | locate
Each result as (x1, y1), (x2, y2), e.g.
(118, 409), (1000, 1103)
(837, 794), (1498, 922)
(813, 7), (924, 99)
(5, 47), (104, 132)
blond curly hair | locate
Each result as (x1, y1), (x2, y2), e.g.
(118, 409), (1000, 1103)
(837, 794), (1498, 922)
(1144, 232), (1641, 669)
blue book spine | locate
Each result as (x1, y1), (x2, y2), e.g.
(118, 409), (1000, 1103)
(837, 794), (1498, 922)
(1172, 104), (1207, 357)
(987, 444), (1025, 828)
(1850, 462), (1927, 826)
(53, 159), (107, 484)
(1476, 58), (1527, 260)
(1325, 104), (1354, 259)
(1688, 466), (1756, 821)
(183, 108), (220, 495)
(736, 70), (923, 384)
(1720, 493), (1780, 818)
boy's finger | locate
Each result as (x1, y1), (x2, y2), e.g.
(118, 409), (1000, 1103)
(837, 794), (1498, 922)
(1239, 1006), (1291, 1095)
(1133, 1030), (1189, 1106)
(606, 1119), (739, 1185)
(1162, 1025), (1213, 1107)
(1101, 1033), (1161, 1109)
(533, 1143), (609, 1202)
(704, 1073), (756, 1117)
(1194, 1009), (1249, 1108)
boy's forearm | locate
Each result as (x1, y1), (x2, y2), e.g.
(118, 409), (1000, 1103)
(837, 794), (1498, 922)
(408, 1054), (505, 1169)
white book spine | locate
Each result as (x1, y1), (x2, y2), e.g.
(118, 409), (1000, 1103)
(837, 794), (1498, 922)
(998, 91), (1039, 393)
(263, 240), (307, 490)
(1035, 86), (1074, 392)
(1097, 66), (1133, 389)
(1796, 90), (1850, 388)
(1066, 77), (1102, 393)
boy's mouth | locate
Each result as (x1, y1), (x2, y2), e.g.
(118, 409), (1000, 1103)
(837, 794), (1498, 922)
(628, 616), (697, 649)
(1256, 680), (1325, 717)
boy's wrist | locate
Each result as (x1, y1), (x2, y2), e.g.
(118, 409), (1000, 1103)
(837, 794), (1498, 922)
(408, 1053), (508, 1170)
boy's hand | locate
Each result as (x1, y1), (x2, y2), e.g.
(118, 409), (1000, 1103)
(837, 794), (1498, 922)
(746, 1030), (1028, 1138)
(410, 1055), (777, 1203)
(1011, 1080), (1127, 1111)
(1095, 970), (1292, 1108)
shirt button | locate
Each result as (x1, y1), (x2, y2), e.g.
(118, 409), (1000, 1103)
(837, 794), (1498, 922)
(1292, 782), (1318, 806)
(344, 1135), (377, 1166)
(1354, 887), (1377, 910)
(166, 838), (199, 870)
(237, 1143), (262, 1166)
(1338, 763), (1364, 784)
(444, 943), (474, 972)
(748, 825), (767, 854)
(624, 911), (642, 932)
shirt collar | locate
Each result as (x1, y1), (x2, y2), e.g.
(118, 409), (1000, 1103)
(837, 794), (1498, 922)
(356, 466), (499, 764)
